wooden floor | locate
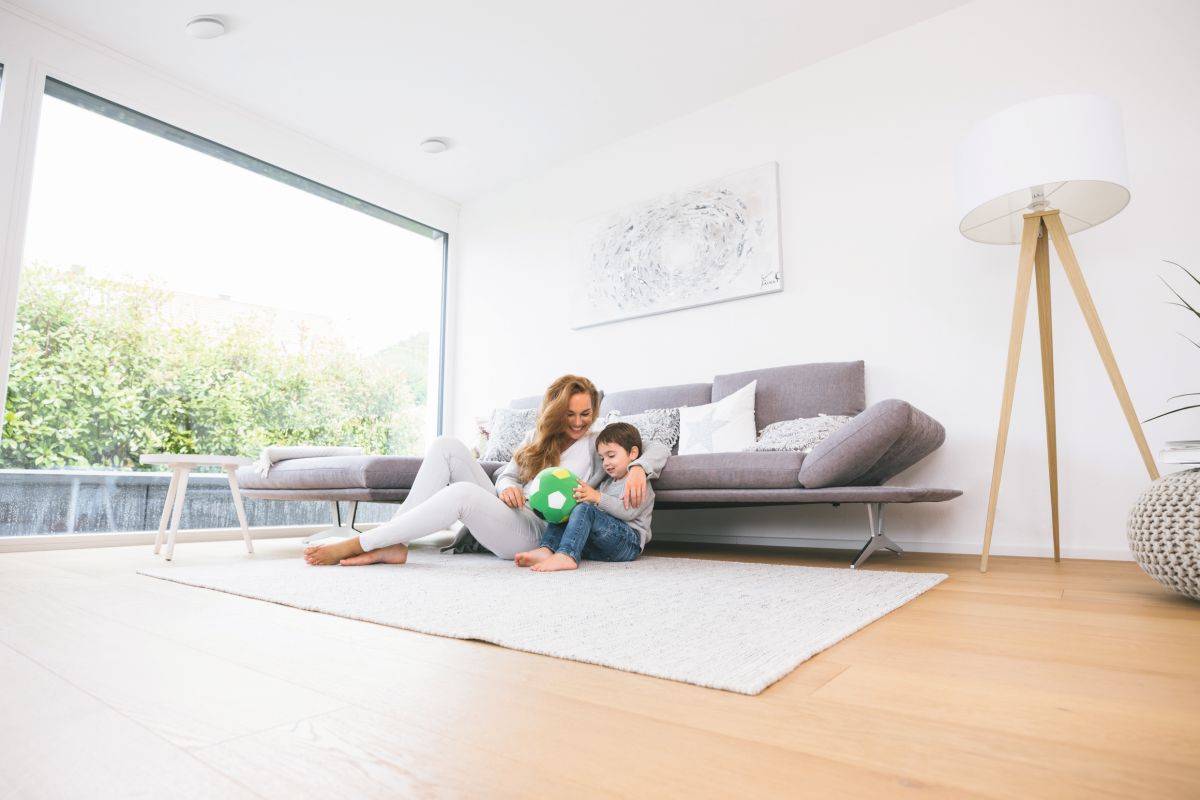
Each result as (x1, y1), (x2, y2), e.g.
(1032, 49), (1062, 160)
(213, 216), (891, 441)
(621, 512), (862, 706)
(1, 538), (1197, 799)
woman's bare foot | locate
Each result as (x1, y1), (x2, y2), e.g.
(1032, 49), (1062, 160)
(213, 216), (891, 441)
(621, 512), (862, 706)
(303, 536), (364, 566)
(339, 543), (408, 566)
(514, 547), (553, 567)
(530, 552), (578, 572)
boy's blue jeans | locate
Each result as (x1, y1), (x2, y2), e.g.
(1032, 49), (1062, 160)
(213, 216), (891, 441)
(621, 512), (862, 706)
(538, 502), (641, 563)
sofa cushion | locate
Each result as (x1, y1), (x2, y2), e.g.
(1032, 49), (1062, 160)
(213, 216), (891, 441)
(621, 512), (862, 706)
(653, 451), (804, 491)
(236, 455), (423, 491)
(598, 382), (712, 417)
(712, 361), (865, 430)
(853, 401), (945, 485)
(480, 407), (537, 462)
(601, 407), (681, 450)
(480, 460), (506, 478)
(798, 399), (932, 488)
(746, 414), (854, 452)
(654, 485), (962, 507)
(678, 380), (757, 456)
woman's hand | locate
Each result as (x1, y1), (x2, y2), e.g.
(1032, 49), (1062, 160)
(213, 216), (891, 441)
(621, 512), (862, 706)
(622, 465), (647, 509)
(499, 486), (526, 509)
(573, 481), (601, 504)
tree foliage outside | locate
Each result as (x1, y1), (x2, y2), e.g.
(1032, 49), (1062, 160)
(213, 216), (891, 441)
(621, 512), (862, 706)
(1, 263), (428, 470)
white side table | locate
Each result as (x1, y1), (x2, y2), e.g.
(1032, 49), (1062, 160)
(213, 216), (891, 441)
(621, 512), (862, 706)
(139, 454), (254, 561)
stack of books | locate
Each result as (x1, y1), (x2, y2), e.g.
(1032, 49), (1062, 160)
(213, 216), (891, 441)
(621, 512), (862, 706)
(1161, 441), (1200, 465)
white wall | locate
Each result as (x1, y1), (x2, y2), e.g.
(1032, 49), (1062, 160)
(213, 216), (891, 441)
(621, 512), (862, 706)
(450, 0), (1200, 560)
(0, 2), (460, 446)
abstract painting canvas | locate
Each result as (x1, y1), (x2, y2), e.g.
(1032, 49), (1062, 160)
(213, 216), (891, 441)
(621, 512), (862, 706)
(570, 162), (781, 329)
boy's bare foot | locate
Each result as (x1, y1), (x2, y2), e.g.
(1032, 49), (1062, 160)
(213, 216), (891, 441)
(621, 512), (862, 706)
(303, 536), (364, 566)
(339, 543), (408, 566)
(514, 547), (553, 567)
(530, 553), (578, 572)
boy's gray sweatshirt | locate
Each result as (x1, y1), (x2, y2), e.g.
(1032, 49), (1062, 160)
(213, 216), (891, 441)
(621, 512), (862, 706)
(594, 473), (655, 550)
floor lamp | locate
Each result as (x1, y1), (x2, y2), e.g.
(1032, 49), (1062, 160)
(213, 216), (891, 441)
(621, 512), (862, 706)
(954, 94), (1160, 573)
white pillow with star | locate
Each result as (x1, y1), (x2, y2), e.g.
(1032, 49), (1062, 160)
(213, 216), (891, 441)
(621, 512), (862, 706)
(677, 380), (757, 455)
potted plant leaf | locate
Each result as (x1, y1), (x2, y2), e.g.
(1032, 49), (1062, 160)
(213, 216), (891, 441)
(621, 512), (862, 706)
(1145, 261), (1200, 425)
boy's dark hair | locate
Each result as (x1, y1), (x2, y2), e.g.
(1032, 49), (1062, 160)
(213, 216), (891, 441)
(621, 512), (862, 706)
(596, 422), (643, 457)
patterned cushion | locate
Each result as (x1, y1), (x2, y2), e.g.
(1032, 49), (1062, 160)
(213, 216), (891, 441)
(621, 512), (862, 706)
(481, 407), (537, 462)
(602, 407), (681, 451)
(745, 415), (853, 453)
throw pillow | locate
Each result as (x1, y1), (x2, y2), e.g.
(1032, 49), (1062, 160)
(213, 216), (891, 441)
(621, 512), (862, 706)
(602, 407), (681, 451)
(480, 407), (537, 462)
(471, 414), (492, 459)
(744, 414), (854, 453)
(677, 380), (757, 455)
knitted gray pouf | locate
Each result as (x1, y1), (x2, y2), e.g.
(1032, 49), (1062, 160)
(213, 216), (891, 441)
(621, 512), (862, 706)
(1127, 469), (1200, 601)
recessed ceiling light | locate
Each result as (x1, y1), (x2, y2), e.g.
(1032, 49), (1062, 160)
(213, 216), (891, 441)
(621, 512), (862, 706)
(420, 138), (449, 154)
(185, 15), (226, 39)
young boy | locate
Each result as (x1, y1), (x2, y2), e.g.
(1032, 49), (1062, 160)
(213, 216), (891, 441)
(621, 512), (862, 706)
(515, 422), (655, 572)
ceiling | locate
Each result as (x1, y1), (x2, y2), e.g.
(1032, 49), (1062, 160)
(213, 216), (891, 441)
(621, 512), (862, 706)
(12, 0), (971, 204)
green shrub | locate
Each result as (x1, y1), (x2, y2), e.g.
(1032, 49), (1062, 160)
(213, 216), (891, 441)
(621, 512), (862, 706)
(1, 263), (426, 469)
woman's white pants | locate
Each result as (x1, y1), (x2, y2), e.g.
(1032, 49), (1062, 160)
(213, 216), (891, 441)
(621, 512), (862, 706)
(357, 436), (543, 559)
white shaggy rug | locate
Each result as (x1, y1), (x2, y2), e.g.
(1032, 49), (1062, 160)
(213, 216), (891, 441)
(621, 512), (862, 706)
(138, 549), (945, 695)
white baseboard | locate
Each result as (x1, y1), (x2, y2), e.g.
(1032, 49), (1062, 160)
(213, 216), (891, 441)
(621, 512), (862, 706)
(653, 530), (1135, 562)
(0, 522), (383, 553)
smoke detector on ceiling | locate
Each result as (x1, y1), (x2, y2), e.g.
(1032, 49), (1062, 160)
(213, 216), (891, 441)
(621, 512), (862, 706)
(420, 138), (449, 154)
(185, 16), (226, 39)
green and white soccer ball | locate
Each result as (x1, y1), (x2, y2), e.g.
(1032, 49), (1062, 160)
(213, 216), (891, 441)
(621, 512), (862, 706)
(527, 466), (580, 524)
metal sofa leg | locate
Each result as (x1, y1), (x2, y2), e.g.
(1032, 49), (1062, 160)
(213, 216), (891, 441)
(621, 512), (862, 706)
(850, 502), (904, 569)
(303, 501), (361, 544)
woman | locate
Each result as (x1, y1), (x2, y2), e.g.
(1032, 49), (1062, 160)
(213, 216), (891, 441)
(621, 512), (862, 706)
(303, 374), (668, 565)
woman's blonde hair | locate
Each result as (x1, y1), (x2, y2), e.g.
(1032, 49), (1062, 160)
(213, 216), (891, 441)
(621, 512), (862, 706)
(513, 374), (600, 483)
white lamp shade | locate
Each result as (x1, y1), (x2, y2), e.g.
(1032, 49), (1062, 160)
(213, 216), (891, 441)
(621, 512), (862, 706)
(955, 93), (1130, 244)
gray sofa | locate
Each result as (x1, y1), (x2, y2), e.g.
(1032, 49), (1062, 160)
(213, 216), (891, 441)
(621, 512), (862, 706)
(236, 361), (960, 567)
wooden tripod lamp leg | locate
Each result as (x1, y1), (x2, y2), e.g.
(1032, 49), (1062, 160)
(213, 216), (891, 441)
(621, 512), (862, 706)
(981, 215), (1042, 572)
(1042, 213), (1161, 481)
(1033, 225), (1061, 561)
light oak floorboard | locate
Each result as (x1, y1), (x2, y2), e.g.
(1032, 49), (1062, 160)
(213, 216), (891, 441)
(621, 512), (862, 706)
(1, 538), (1198, 798)
(0, 562), (348, 750)
(0, 643), (259, 799)
(193, 704), (602, 800)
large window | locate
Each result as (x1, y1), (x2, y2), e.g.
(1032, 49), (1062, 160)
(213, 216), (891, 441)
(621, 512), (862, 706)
(0, 79), (447, 537)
